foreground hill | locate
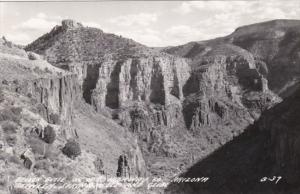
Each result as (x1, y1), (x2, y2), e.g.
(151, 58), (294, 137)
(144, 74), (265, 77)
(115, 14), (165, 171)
(0, 37), (146, 194)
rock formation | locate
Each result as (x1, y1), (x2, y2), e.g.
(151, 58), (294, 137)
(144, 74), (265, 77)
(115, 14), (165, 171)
(2, 17), (300, 193)
(24, 20), (285, 178)
(165, 19), (300, 98)
(117, 154), (130, 177)
(0, 36), (147, 194)
(166, 85), (300, 194)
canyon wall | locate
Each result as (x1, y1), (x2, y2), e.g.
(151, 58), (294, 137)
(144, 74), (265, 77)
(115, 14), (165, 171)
(25, 20), (281, 177)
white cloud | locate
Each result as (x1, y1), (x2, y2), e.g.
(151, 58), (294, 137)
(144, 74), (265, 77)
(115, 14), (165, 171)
(165, 25), (223, 46)
(112, 28), (162, 47)
(17, 18), (57, 31)
(83, 21), (102, 29)
(7, 13), (62, 45)
(13, 12), (60, 31)
(174, 1), (245, 15)
(170, 0), (300, 46)
(4, 0), (300, 47)
(109, 13), (158, 26)
(5, 32), (31, 45)
(166, 25), (199, 39)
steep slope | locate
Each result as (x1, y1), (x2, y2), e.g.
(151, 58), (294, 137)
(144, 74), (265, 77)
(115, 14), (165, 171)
(166, 85), (300, 194)
(229, 20), (300, 97)
(0, 37), (147, 194)
(25, 20), (280, 179)
(0, 37), (93, 194)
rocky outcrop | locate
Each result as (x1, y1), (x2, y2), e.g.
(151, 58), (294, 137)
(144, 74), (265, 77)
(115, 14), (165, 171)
(165, 20), (300, 98)
(227, 20), (300, 97)
(0, 36), (27, 57)
(117, 154), (130, 177)
(1, 40), (82, 140)
(183, 54), (278, 133)
(25, 19), (281, 177)
(256, 87), (300, 185)
(13, 74), (81, 139)
(90, 55), (190, 109)
(166, 86), (300, 194)
(62, 19), (83, 31)
(0, 29), (150, 194)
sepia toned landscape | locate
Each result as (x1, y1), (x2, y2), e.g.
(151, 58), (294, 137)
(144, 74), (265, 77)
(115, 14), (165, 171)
(0, 1), (300, 194)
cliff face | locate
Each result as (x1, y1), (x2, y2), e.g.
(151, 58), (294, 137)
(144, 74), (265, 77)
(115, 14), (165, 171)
(91, 56), (189, 110)
(167, 44), (279, 153)
(18, 75), (81, 138)
(3, 18), (300, 193)
(24, 20), (282, 178)
(256, 87), (300, 185)
(166, 86), (300, 194)
(0, 37), (147, 194)
(1, 37), (81, 139)
(165, 20), (300, 98)
(0, 39), (99, 194)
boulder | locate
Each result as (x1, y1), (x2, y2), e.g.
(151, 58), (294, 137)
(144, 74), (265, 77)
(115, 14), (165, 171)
(116, 154), (130, 177)
(27, 52), (40, 60)
(20, 148), (35, 170)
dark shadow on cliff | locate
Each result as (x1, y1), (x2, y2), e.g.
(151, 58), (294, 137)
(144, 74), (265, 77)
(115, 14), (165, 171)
(149, 65), (165, 105)
(83, 64), (100, 104)
(105, 62), (122, 109)
(166, 87), (300, 194)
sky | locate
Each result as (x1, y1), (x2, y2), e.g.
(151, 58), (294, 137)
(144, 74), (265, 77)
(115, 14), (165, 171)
(0, 0), (300, 47)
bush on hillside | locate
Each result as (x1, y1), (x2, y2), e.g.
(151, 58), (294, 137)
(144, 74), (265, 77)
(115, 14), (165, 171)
(10, 188), (28, 194)
(0, 107), (22, 124)
(1, 121), (18, 134)
(27, 137), (46, 156)
(39, 125), (56, 144)
(94, 156), (105, 174)
(5, 134), (17, 146)
(49, 113), (60, 124)
(0, 88), (4, 103)
(62, 140), (81, 159)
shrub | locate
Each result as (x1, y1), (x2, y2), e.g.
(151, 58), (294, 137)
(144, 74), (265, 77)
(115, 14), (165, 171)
(34, 159), (51, 171)
(62, 140), (81, 159)
(2, 79), (8, 85)
(39, 125), (56, 144)
(1, 121), (18, 134)
(27, 137), (46, 156)
(0, 151), (9, 161)
(33, 67), (43, 74)
(5, 134), (17, 146)
(0, 89), (4, 103)
(27, 52), (39, 60)
(0, 108), (21, 124)
(44, 67), (52, 73)
(52, 189), (73, 194)
(8, 155), (22, 165)
(94, 156), (105, 174)
(49, 113), (60, 124)
(12, 79), (19, 85)
(0, 173), (7, 187)
(10, 188), (28, 194)
(43, 146), (60, 160)
(10, 107), (22, 116)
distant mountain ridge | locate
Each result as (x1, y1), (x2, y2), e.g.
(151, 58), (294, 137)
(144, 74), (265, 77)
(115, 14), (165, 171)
(164, 19), (300, 98)
(25, 19), (158, 66)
